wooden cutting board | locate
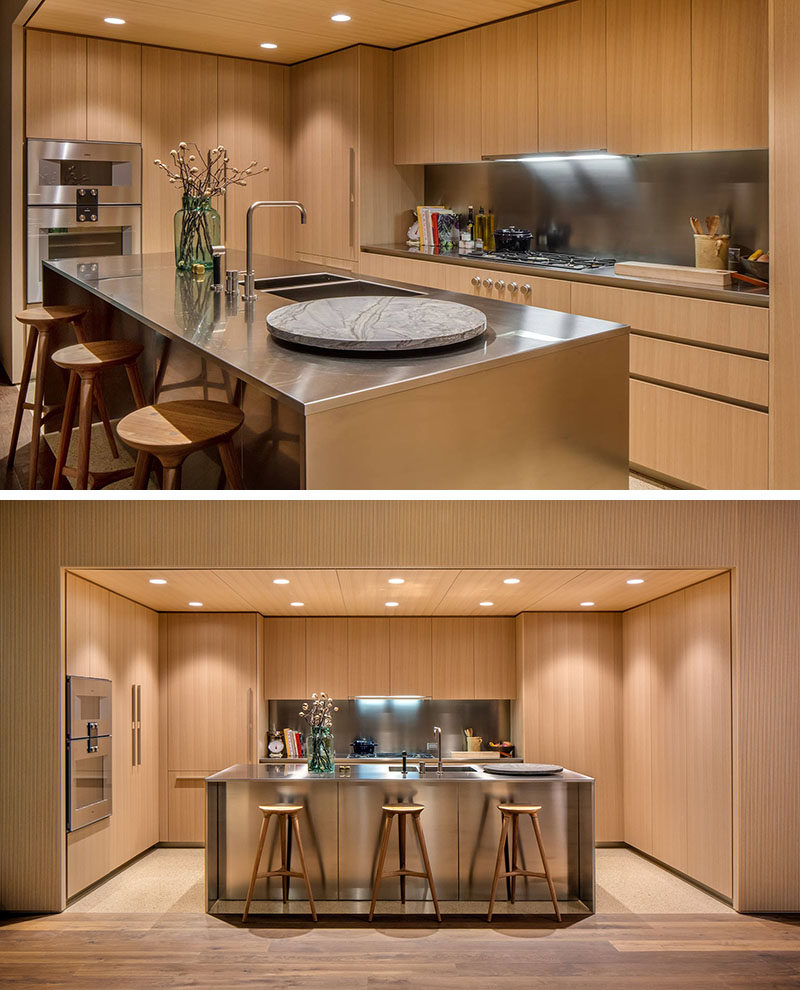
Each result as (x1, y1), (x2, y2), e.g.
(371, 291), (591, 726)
(615, 261), (732, 288)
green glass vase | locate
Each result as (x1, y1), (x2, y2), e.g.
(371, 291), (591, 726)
(173, 195), (220, 271)
(306, 727), (334, 775)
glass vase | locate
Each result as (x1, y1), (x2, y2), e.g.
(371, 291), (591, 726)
(173, 195), (220, 271)
(306, 727), (334, 776)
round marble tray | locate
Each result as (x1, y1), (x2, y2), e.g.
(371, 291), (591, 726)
(482, 763), (564, 776)
(266, 296), (487, 352)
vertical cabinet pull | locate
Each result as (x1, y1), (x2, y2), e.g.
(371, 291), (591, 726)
(131, 683), (137, 767)
(348, 147), (356, 250)
(247, 688), (254, 764)
(136, 684), (142, 766)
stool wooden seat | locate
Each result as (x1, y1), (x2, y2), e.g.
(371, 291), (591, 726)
(242, 804), (316, 923)
(51, 340), (146, 490)
(7, 306), (116, 488)
(117, 399), (245, 490)
(487, 804), (560, 922)
(368, 802), (441, 922)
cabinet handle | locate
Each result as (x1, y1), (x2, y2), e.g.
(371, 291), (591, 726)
(349, 147), (356, 249)
(247, 688), (254, 764)
(131, 684), (136, 767)
(136, 684), (142, 766)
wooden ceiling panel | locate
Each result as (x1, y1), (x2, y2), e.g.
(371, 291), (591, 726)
(28, 0), (563, 64)
(68, 567), (728, 615)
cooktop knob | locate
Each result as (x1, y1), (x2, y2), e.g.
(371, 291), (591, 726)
(521, 284), (531, 295)
(508, 282), (519, 292)
(471, 275), (481, 286)
(495, 279), (506, 290)
(483, 278), (494, 288)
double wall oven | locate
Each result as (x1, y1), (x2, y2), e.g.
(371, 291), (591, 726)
(66, 675), (112, 832)
(27, 139), (142, 303)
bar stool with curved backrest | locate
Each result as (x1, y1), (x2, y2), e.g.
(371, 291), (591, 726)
(50, 340), (146, 490)
(487, 804), (561, 922)
(368, 802), (441, 922)
(242, 804), (317, 923)
(7, 305), (117, 488)
(116, 399), (244, 490)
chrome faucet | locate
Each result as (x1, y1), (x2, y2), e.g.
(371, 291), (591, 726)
(243, 200), (307, 300)
(433, 726), (443, 776)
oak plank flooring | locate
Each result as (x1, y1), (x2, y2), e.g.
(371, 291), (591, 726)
(1, 912), (799, 988)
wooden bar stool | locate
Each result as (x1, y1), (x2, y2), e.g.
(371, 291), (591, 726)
(116, 399), (244, 490)
(7, 305), (117, 488)
(51, 340), (146, 490)
(242, 804), (317, 923)
(368, 802), (441, 922)
(487, 804), (561, 922)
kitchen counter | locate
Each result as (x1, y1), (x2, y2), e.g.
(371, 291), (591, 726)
(42, 252), (629, 490)
(205, 763), (595, 914)
(362, 243), (770, 307)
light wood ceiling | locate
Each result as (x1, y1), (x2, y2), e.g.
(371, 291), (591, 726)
(28, 0), (560, 63)
(69, 567), (726, 615)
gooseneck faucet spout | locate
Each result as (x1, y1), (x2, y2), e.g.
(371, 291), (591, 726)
(243, 201), (307, 300)
(433, 726), (443, 776)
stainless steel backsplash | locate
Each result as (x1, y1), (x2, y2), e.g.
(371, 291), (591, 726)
(424, 151), (769, 265)
(269, 699), (512, 757)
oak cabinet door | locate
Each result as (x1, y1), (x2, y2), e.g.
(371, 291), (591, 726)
(390, 618), (432, 696)
(473, 618), (516, 699)
(347, 618), (391, 696)
(263, 617), (307, 699)
(432, 618), (474, 699)
(480, 13), (539, 158)
(393, 44), (435, 165)
(87, 39), (141, 143)
(306, 618), (348, 700)
(26, 31), (87, 140)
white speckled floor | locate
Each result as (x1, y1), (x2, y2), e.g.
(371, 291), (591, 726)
(66, 847), (732, 915)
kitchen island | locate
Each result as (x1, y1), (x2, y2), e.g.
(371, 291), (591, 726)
(205, 763), (595, 916)
(42, 252), (628, 490)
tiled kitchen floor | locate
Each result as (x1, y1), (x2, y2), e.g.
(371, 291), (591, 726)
(66, 846), (731, 915)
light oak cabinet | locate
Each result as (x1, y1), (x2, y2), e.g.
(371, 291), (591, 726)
(473, 618), (515, 699)
(606, 0), (693, 155)
(347, 617), (391, 696)
(479, 15), (538, 158)
(393, 44), (435, 165)
(431, 618), (474, 699)
(263, 616), (307, 699)
(86, 39), (141, 143)
(446, 265), (572, 313)
(389, 618), (433, 696)
(26, 31), (87, 140)
(622, 575), (732, 898)
(306, 618), (348, 697)
(538, 0), (607, 153)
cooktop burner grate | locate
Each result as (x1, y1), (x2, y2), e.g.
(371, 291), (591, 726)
(466, 250), (616, 271)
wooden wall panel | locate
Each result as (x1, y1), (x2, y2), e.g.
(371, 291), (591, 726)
(3, 501), (800, 912)
(141, 46), (218, 253)
(516, 612), (623, 841)
(306, 618), (348, 699)
(26, 30), (86, 139)
(86, 38), (141, 143)
(622, 603), (652, 852)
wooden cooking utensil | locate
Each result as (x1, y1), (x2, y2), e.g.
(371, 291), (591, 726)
(690, 216), (704, 235)
(706, 215), (721, 236)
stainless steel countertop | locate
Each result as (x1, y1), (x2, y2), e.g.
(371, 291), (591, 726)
(362, 243), (770, 308)
(44, 252), (627, 416)
(208, 762), (593, 783)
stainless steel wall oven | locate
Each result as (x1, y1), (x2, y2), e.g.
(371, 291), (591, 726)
(66, 675), (112, 832)
(27, 139), (142, 303)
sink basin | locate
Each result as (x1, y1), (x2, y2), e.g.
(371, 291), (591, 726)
(387, 764), (479, 773)
(267, 279), (424, 302)
(253, 272), (351, 291)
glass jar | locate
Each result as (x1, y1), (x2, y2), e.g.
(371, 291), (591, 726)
(173, 194), (221, 271)
(306, 727), (335, 776)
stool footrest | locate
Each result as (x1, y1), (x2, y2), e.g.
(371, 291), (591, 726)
(255, 869), (306, 881)
(380, 869), (429, 880)
(497, 869), (548, 881)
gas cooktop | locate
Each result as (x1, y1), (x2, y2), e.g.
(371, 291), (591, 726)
(466, 250), (615, 272)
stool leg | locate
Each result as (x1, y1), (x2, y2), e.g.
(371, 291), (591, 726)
(243, 813), (270, 923)
(28, 326), (51, 488)
(510, 814), (519, 904)
(75, 372), (95, 490)
(132, 451), (152, 489)
(412, 813), (441, 923)
(161, 458), (184, 490)
(398, 812), (407, 905)
(218, 438), (243, 490)
(52, 371), (79, 490)
(280, 814), (289, 904)
(368, 812), (393, 922)
(7, 325), (38, 470)
(124, 358), (148, 409)
(70, 316), (118, 459)
(530, 813), (561, 923)
(290, 813), (317, 922)
(488, 813), (510, 923)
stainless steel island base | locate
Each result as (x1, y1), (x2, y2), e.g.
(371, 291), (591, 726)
(206, 764), (595, 916)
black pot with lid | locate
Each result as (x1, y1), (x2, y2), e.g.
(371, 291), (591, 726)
(351, 736), (377, 757)
(493, 226), (533, 253)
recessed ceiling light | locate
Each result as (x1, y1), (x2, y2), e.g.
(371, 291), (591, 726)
(188, 601), (203, 607)
(273, 578), (290, 585)
(626, 578), (644, 585)
(104, 17), (126, 24)
(480, 601), (494, 607)
(503, 578), (520, 585)
(290, 601), (304, 607)
(260, 42), (278, 49)
(331, 13), (351, 21)
(580, 601), (595, 607)
(149, 578), (167, 585)
(388, 578), (405, 585)
(385, 601), (400, 607)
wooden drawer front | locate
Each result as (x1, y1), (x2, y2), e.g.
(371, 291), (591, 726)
(630, 335), (769, 407)
(358, 253), (449, 289)
(446, 265), (572, 312)
(168, 771), (211, 843)
(630, 380), (768, 489)
(571, 282), (769, 355)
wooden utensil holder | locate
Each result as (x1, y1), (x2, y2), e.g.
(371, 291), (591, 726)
(695, 233), (730, 270)
(467, 736), (483, 751)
